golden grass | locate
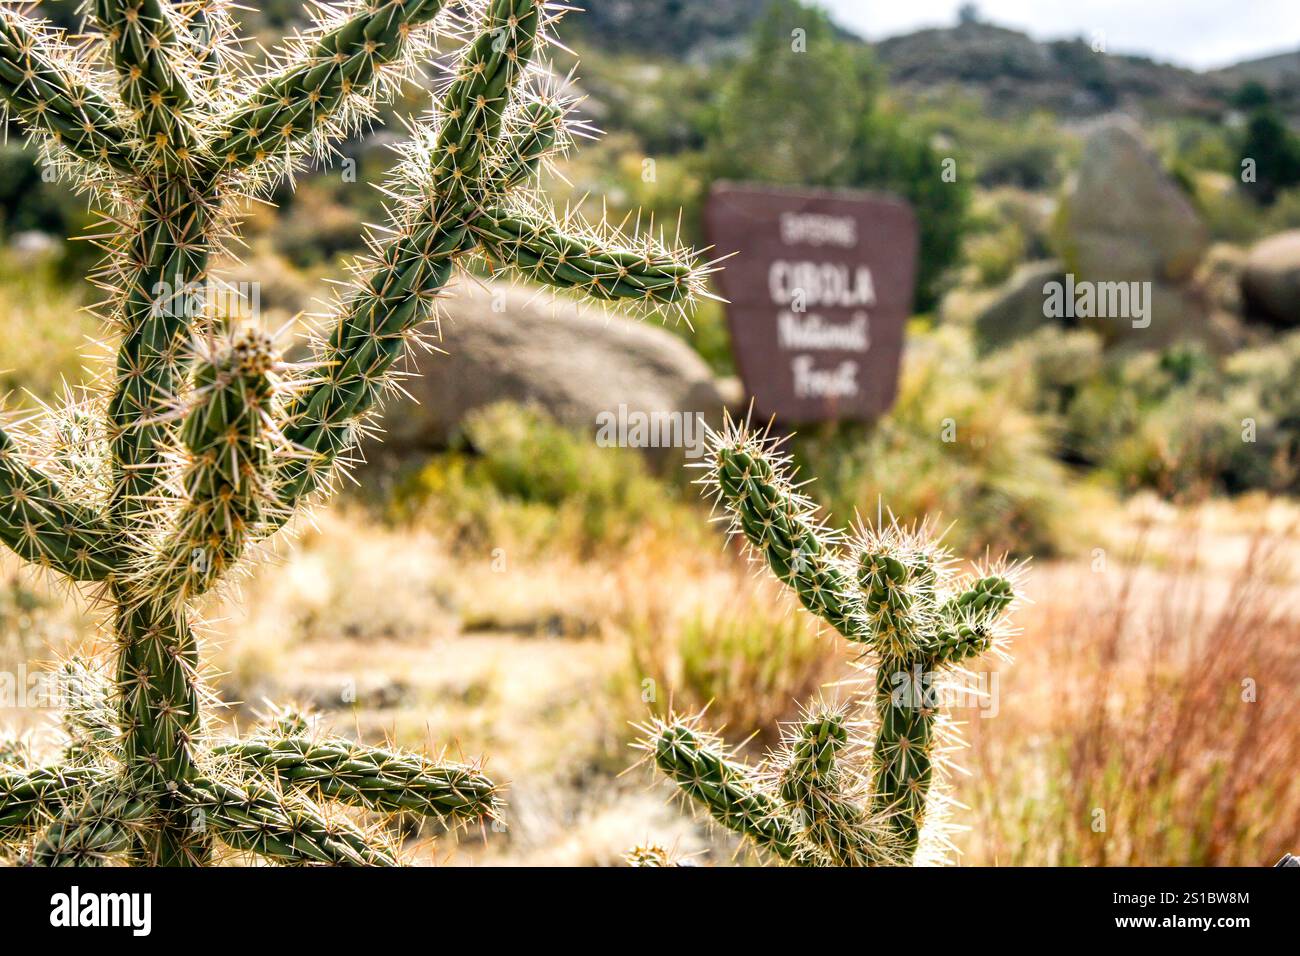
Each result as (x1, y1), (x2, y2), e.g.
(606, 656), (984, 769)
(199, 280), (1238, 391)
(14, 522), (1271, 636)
(957, 525), (1300, 866)
(3, 491), (1295, 866)
(0, 252), (98, 405)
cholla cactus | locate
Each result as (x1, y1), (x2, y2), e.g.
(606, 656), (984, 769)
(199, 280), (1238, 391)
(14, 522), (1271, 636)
(0, 0), (707, 866)
(623, 842), (679, 867)
(640, 419), (1021, 866)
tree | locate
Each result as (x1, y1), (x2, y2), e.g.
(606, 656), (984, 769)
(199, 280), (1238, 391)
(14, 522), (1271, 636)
(847, 111), (969, 311)
(709, 0), (875, 187)
(1235, 86), (1300, 205)
(708, 0), (968, 310)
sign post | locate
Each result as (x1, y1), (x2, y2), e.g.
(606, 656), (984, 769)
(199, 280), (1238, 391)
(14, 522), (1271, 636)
(704, 182), (919, 423)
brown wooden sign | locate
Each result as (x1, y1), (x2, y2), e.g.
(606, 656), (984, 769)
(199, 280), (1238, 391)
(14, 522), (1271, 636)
(705, 182), (918, 423)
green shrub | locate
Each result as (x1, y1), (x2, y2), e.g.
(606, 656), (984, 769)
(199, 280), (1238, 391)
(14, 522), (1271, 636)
(796, 328), (1074, 558)
(623, 600), (834, 747)
(1004, 331), (1292, 499)
(392, 403), (692, 556)
(964, 221), (1027, 286)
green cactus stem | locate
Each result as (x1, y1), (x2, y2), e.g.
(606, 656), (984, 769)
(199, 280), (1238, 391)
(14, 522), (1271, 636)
(642, 418), (1021, 866)
(0, 0), (708, 866)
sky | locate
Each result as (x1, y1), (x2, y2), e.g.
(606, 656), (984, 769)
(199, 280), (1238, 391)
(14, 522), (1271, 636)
(821, 0), (1300, 71)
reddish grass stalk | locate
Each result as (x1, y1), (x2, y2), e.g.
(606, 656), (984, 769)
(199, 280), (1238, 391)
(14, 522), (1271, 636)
(962, 525), (1300, 865)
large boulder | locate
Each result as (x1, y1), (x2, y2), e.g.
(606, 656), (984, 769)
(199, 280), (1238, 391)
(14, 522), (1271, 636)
(1057, 119), (1208, 286)
(1242, 230), (1300, 327)
(972, 259), (1066, 353)
(370, 282), (728, 464)
(1052, 119), (1214, 347)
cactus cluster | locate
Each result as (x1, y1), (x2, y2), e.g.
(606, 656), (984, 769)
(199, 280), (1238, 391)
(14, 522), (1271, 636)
(641, 419), (1021, 866)
(0, 0), (706, 865)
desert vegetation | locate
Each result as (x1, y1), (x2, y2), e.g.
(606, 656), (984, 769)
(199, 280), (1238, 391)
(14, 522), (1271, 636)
(0, 0), (1297, 868)
(0, 0), (706, 866)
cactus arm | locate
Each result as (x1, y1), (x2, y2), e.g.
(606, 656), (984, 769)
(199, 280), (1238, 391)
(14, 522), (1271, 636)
(430, 0), (542, 201)
(185, 775), (399, 866)
(488, 99), (563, 191)
(624, 843), (679, 867)
(214, 737), (502, 826)
(30, 778), (150, 866)
(209, 0), (451, 170)
(707, 436), (865, 640)
(175, 0), (233, 93)
(471, 208), (700, 308)
(777, 708), (896, 867)
(272, 213), (460, 516)
(0, 764), (113, 842)
(270, 0), (547, 518)
(104, 178), (215, 520)
(929, 575), (1016, 665)
(0, 7), (132, 170)
(0, 427), (122, 581)
(869, 664), (935, 859)
(645, 719), (798, 861)
(857, 547), (937, 660)
(90, 0), (200, 169)
(146, 330), (282, 600)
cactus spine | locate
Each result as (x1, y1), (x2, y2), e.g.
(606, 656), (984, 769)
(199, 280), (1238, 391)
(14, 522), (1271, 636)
(642, 420), (1020, 865)
(0, 0), (707, 866)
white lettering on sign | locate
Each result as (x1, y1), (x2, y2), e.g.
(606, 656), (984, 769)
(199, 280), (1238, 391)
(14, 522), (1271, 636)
(769, 261), (876, 309)
(791, 355), (859, 398)
(777, 311), (870, 351)
(779, 212), (858, 247)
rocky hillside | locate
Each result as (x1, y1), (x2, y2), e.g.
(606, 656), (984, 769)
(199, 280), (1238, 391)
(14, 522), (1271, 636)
(567, 3), (1299, 122)
(874, 21), (1245, 119)
(1216, 50), (1300, 87)
(564, 0), (766, 58)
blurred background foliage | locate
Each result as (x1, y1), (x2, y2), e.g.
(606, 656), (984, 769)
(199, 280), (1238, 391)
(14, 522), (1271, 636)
(1, 0), (1297, 869)
(3, 0), (1300, 562)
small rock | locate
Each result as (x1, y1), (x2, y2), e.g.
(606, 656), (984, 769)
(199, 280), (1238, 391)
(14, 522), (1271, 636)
(1241, 230), (1300, 327)
(972, 260), (1066, 352)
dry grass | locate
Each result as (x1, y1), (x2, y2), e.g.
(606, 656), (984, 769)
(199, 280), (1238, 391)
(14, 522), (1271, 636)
(958, 524), (1300, 866)
(3, 491), (1296, 866)
(0, 251), (98, 405)
(614, 574), (838, 748)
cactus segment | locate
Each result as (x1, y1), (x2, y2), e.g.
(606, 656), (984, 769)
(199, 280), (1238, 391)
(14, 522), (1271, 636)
(215, 736), (503, 825)
(31, 778), (151, 866)
(0, 764), (114, 841)
(0, 8), (132, 169)
(643, 419), (1021, 866)
(0, 1), (706, 865)
(185, 774), (398, 866)
(0, 429), (122, 580)
(645, 718), (798, 861)
(91, 0), (200, 169)
(212, 0), (452, 170)
(624, 843), (679, 867)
